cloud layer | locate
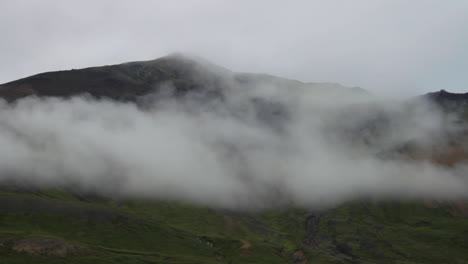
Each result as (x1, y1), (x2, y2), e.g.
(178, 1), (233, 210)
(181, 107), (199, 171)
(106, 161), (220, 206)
(0, 76), (466, 209)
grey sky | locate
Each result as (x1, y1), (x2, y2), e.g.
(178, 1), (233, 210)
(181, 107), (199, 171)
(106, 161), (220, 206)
(1, 0), (467, 96)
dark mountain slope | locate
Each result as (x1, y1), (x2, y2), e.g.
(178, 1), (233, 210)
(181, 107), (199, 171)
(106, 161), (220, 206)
(0, 54), (229, 101)
(426, 89), (468, 104)
(0, 54), (361, 102)
(424, 90), (468, 120)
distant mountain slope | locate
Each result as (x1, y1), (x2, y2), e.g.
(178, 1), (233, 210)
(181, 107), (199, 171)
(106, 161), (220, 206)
(426, 89), (468, 103)
(424, 90), (468, 119)
(0, 54), (362, 102)
(0, 54), (225, 101)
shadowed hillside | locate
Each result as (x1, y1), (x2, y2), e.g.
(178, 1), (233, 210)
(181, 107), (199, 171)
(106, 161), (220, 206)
(0, 54), (363, 102)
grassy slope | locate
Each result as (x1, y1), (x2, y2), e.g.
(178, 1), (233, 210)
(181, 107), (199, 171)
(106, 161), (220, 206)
(0, 189), (467, 264)
(315, 201), (468, 264)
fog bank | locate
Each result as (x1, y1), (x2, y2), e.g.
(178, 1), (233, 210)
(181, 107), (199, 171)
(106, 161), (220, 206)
(0, 81), (467, 208)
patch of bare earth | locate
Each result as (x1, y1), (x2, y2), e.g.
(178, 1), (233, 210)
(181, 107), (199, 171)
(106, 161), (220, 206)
(291, 250), (307, 264)
(240, 239), (251, 249)
(239, 239), (252, 256)
(1, 237), (89, 256)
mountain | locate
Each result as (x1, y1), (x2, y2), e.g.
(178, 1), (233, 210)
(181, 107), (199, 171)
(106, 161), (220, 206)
(426, 89), (468, 104)
(0, 53), (364, 102)
(0, 55), (467, 264)
(424, 90), (468, 120)
(0, 54), (227, 101)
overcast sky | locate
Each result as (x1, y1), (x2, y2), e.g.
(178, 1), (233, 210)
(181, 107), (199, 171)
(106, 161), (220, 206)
(1, 0), (467, 96)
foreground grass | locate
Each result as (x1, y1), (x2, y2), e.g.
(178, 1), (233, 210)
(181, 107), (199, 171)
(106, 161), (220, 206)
(0, 189), (467, 263)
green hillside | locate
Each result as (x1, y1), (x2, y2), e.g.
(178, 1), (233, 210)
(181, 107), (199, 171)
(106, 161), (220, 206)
(0, 188), (467, 264)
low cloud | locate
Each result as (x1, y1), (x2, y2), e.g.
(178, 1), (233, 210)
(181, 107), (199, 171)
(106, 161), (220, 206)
(0, 78), (467, 209)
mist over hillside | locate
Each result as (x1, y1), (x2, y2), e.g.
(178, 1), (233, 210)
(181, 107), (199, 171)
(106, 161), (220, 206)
(0, 54), (467, 209)
(2, 1), (468, 262)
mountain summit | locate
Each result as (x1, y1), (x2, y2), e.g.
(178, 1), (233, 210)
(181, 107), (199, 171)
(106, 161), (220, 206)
(0, 54), (361, 101)
(0, 54), (224, 101)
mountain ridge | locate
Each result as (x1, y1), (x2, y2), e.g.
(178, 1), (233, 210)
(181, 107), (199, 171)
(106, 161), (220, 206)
(0, 54), (364, 102)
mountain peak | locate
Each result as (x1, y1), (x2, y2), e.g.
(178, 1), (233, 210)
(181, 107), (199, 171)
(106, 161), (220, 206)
(426, 89), (468, 101)
(0, 55), (367, 102)
(0, 54), (232, 101)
